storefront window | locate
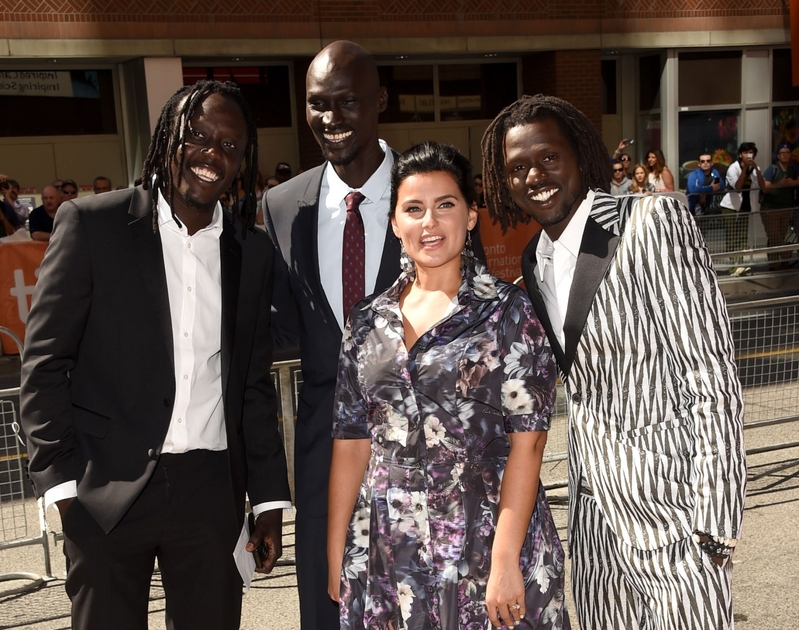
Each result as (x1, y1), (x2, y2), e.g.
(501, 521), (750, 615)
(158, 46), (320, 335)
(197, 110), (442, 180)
(378, 61), (517, 123)
(772, 49), (799, 103)
(678, 51), (742, 107)
(183, 66), (292, 128)
(378, 65), (435, 123)
(678, 110), (739, 188)
(0, 69), (117, 137)
(772, 106), (799, 165)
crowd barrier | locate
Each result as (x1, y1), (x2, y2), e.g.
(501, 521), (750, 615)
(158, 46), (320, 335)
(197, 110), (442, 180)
(0, 327), (54, 596)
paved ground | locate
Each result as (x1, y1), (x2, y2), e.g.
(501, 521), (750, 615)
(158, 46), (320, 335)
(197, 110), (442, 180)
(1, 446), (797, 629)
(1, 354), (798, 629)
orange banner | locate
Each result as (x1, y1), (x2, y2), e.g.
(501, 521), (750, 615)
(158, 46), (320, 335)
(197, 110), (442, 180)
(0, 241), (47, 354)
(793, 0), (799, 86)
(477, 209), (540, 285)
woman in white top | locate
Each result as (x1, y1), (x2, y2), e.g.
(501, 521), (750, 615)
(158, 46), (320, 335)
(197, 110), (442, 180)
(646, 149), (675, 192)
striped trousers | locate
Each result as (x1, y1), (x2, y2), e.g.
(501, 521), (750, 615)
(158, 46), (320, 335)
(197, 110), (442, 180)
(571, 492), (734, 630)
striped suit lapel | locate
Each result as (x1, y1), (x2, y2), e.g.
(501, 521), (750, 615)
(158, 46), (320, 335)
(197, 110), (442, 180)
(562, 216), (619, 376)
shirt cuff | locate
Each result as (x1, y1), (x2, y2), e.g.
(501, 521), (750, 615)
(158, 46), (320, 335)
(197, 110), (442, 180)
(251, 500), (292, 518)
(44, 481), (78, 513)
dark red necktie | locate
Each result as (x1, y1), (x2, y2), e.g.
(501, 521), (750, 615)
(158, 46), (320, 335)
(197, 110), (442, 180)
(342, 191), (366, 321)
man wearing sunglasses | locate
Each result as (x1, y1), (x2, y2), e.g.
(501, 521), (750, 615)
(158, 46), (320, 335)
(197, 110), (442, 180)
(609, 159), (632, 196)
(687, 152), (725, 216)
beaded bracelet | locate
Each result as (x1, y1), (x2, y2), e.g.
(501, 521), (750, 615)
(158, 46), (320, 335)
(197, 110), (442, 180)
(693, 532), (736, 559)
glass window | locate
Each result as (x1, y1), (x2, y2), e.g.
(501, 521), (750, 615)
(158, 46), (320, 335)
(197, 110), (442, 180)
(377, 65), (435, 123)
(439, 63), (517, 122)
(678, 110), (739, 188)
(0, 69), (117, 137)
(183, 66), (292, 128)
(772, 49), (799, 103)
(639, 55), (662, 111)
(678, 51), (742, 107)
(602, 59), (617, 115)
(638, 113), (661, 157)
(772, 106), (799, 165)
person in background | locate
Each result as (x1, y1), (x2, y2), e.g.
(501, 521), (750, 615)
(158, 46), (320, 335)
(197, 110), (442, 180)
(609, 159), (631, 196)
(1, 176), (25, 233)
(686, 152), (725, 216)
(646, 148), (675, 191)
(610, 138), (633, 173)
(629, 163), (655, 195)
(93, 176), (112, 194)
(274, 161), (292, 184)
(482, 93), (745, 630)
(254, 176), (282, 229)
(60, 179), (79, 202)
(759, 142), (799, 269)
(328, 141), (569, 629)
(28, 185), (61, 242)
(721, 142), (765, 273)
(474, 172), (487, 208)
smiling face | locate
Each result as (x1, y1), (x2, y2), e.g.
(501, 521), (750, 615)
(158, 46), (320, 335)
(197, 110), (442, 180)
(633, 166), (647, 184)
(305, 46), (387, 175)
(612, 163), (625, 182)
(502, 117), (585, 241)
(647, 152), (657, 168)
(391, 171), (477, 276)
(170, 92), (247, 224)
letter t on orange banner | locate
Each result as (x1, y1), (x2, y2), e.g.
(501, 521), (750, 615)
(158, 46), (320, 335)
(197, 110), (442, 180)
(793, 0), (799, 85)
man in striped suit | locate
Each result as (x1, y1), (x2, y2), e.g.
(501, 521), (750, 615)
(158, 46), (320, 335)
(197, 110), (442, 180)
(481, 95), (746, 629)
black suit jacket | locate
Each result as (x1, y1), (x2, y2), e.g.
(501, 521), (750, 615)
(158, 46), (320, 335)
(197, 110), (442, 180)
(20, 185), (290, 533)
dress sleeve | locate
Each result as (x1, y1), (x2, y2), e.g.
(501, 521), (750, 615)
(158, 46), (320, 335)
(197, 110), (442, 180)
(332, 314), (371, 440)
(497, 291), (557, 433)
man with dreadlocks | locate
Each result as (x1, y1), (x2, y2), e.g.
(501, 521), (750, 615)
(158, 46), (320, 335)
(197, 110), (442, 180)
(20, 80), (290, 630)
(481, 94), (746, 630)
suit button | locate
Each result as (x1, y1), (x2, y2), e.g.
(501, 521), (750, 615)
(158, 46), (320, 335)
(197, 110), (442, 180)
(148, 449), (157, 460)
(572, 393), (582, 404)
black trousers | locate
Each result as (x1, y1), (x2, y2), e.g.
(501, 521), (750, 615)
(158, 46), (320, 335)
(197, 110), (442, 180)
(62, 450), (243, 630)
(295, 511), (341, 630)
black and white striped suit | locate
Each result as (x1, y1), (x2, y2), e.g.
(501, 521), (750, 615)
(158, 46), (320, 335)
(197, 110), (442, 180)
(522, 192), (746, 629)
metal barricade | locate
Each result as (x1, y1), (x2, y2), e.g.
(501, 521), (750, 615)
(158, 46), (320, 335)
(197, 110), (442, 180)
(0, 327), (54, 595)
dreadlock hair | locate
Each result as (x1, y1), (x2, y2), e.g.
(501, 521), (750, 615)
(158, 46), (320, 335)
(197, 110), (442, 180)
(141, 80), (259, 238)
(481, 94), (612, 234)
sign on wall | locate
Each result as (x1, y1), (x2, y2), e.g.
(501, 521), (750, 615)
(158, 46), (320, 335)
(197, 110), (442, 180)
(0, 241), (47, 354)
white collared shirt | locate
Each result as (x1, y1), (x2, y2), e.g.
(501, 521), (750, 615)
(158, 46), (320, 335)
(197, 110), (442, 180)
(157, 194), (226, 454)
(318, 139), (394, 330)
(536, 190), (595, 350)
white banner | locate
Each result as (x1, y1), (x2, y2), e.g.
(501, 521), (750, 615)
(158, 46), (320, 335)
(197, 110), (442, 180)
(0, 71), (74, 97)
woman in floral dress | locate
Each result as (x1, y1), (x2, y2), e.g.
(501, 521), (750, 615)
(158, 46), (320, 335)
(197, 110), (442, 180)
(327, 142), (570, 630)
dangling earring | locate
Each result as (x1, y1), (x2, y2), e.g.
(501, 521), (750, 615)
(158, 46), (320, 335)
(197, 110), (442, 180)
(460, 230), (475, 276)
(399, 240), (415, 276)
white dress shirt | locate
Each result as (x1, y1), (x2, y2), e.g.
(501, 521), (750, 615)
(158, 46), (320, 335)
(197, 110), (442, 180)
(46, 194), (289, 516)
(318, 139), (394, 331)
(535, 190), (595, 350)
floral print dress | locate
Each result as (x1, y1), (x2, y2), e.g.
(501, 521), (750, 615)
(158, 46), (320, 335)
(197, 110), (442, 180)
(332, 261), (570, 630)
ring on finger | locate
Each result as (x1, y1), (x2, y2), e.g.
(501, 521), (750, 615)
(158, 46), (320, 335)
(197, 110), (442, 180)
(512, 603), (521, 610)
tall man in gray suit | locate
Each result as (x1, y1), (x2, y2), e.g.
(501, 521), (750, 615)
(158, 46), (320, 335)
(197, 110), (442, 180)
(263, 41), (398, 629)
(481, 94), (746, 629)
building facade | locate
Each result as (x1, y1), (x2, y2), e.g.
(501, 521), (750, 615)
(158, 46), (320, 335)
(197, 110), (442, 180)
(0, 1), (792, 195)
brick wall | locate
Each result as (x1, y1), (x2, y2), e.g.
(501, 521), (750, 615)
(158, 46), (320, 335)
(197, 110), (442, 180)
(522, 50), (603, 135)
(0, 0), (786, 40)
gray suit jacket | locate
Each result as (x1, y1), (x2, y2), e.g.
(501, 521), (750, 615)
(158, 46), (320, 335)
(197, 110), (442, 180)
(522, 191), (746, 550)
